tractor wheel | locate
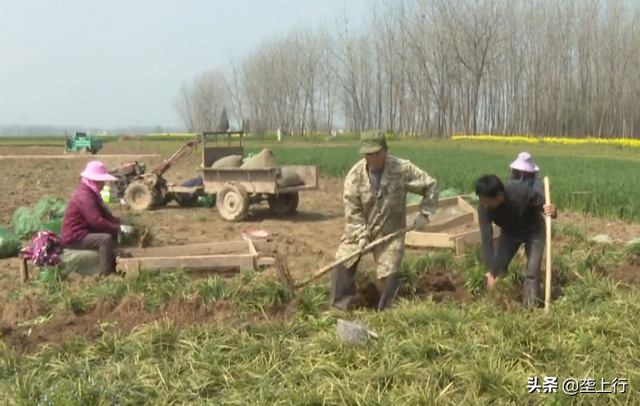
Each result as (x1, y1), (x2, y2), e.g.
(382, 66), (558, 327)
(216, 182), (250, 222)
(124, 182), (156, 211)
(90, 149), (98, 155)
(267, 192), (299, 216)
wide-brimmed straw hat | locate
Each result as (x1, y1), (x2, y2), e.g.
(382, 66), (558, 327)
(80, 161), (118, 182)
(509, 152), (540, 173)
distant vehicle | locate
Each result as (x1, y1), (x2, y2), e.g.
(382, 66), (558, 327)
(64, 132), (103, 155)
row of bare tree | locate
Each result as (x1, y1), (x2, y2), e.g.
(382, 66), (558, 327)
(175, 0), (640, 138)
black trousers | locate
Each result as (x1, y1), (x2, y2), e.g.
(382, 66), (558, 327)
(492, 227), (545, 308)
(66, 233), (118, 276)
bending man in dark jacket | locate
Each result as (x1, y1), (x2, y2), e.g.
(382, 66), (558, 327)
(61, 161), (133, 276)
(475, 175), (557, 308)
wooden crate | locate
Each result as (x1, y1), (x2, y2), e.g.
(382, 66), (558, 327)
(116, 239), (270, 275)
(405, 196), (500, 255)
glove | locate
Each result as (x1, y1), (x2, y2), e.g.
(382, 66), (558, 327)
(120, 225), (134, 234)
(358, 238), (370, 254)
(413, 214), (429, 230)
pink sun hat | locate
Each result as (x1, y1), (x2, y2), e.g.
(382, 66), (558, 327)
(509, 152), (540, 173)
(80, 161), (118, 182)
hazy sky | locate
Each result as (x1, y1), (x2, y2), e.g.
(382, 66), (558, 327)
(0, 0), (368, 128)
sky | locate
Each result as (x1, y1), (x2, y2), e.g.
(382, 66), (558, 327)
(0, 0), (369, 128)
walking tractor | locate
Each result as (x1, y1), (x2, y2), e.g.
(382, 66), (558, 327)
(64, 132), (103, 155)
(122, 131), (319, 222)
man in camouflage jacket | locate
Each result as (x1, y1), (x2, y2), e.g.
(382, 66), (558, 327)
(331, 132), (439, 311)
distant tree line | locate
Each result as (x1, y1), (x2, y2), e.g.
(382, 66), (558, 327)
(175, 0), (640, 138)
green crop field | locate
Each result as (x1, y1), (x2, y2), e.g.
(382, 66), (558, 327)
(252, 140), (640, 221)
(1, 137), (640, 405)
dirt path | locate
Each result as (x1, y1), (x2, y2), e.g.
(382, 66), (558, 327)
(0, 154), (160, 159)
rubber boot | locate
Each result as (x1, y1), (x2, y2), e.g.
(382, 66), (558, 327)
(330, 258), (361, 311)
(377, 273), (400, 311)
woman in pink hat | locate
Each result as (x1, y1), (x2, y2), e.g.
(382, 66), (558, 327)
(509, 152), (540, 186)
(509, 151), (555, 205)
(61, 161), (133, 276)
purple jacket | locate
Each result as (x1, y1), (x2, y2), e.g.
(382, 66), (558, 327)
(61, 184), (120, 246)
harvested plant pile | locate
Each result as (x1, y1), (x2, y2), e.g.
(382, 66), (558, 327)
(12, 197), (67, 239)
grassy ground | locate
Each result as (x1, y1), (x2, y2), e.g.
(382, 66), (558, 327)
(1, 225), (639, 405)
(3, 280), (637, 405)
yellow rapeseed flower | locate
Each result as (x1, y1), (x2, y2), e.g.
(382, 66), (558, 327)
(451, 134), (640, 147)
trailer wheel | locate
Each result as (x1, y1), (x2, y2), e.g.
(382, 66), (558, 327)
(267, 192), (299, 216)
(216, 182), (249, 222)
(124, 182), (155, 211)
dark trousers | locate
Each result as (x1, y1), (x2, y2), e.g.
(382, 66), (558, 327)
(67, 233), (117, 276)
(493, 228), (545, 308)
(330, 257), (401, 312)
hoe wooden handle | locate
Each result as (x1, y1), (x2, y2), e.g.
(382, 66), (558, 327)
(543, 177), (552, 313)
(295, 224), (417, 288)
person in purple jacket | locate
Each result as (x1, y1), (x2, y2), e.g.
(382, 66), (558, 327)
(61, 161), (133, 276)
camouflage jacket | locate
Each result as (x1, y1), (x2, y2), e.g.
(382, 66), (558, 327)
(341, 154), (439, 244)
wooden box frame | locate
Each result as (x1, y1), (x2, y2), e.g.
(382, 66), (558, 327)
(405, 196), (500, 255)
(116, 239), (270, 275)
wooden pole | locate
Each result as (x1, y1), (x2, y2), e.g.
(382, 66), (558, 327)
(543, 177), (552, 313)
(295, 225), (416, 289)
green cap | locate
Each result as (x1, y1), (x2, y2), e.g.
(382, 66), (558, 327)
(359, 131), (386, 155)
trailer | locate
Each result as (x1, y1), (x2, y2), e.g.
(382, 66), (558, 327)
(122, 131), (319, 222)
